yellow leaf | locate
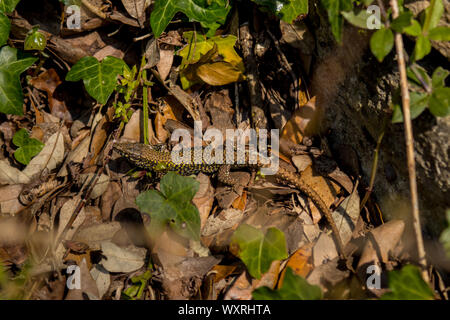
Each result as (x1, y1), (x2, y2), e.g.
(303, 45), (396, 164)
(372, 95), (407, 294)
(178, 32), (245, 89)
(196, 61), (245, 86)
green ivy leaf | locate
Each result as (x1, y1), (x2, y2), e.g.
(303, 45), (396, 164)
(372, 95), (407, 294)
(12, 128), (44, 165)
(279, 0), (308, 23)
(252, 267), (322, 300)
(66, 56), (126, 105)
(407, 64), (431, 89)
(412, 34), (431, 61)
(439, 210), (450, 259)
(230, 224), (287, 279)
(370, 27), (394, 62)
(390, 11), (413, 33)
(391, 91), (429, 123)
(0, 0), (20, 13)
(321, 0), (352, 42)
(403, 19), (422, 36)
(24, 27), (47, 51)
(136, 172), (201, 240)
(0, 12), (10, 46)
(0, 46), (37, 115)
(150, 0), (231, 38)
(431, 66), (449, 88)
(428, 26), (450, 41)
(381, 265), (434, 300)
(341, 8), (376, 29)
(429, 87), (450, 117)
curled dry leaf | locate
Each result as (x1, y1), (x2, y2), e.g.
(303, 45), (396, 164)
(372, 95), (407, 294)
(357, 220), (405, 272)
(120, 0), (150, 25)
(56, 197), (87, 246)
(157, 46), (174, 81)
(100, 241), (146, 273)
(279, 243), (314, 288)
(281, 97), (322, 143)
(0, 184), (25, 215)
(202, 208), (244, 237)
(331, 189), (360, 245)
(29, 69), (71, 121)
(224, 261), (281, 300)
(90, 264), (111, 299)
(122, 109), (156, 143)
(193, 173), (214, 229)
(0, 160), (30, 184)
(79, 173), (110, 199)
(58, 135), (90, 177)
(73, 222), (122, 250)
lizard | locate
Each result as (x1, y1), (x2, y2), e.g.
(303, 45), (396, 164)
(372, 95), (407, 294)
(113, 141), (350, 268)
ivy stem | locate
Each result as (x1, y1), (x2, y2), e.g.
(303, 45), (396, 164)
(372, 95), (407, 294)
(142, 84), (150, 145)
(390, 0), (429, 283)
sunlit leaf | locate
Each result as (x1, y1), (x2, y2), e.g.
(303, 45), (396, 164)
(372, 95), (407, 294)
(0, 12), (10, 46)
(428, 26), (450, 41)
(66, 56), (126, 104)
(12, 128), (44, 165)
(370, 27), (394, 62)
(412, 35), (432, 61)
(230, 224), (287, 279)
(0, 46), (37, 115)
(429, 87), (450, 117)
(150, 0), (231, 38)
(381, 265), (434, 300)
(136, 172), (201, 240)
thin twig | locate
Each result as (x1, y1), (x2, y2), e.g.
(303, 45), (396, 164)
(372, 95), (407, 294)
(390, 0), (429, 283)
(360, 118), (388, 211)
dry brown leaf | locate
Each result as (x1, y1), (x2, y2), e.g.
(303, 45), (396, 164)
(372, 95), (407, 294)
(100, 241), (146, 273)
(357, 220), (405, 271)
(88, 106), (115, 166)
(79, 173), (110, 199)
(224, 261), (281, 300)
(90, 265), (110, 299)
(120, 0), (149, 24)
(122, 108), (156, 143)
(100, 182), (122, 221)
(201, 208), (244, 237)
(73, 222), (122, 250)
(193, 173), (214, 229)
(30, 69), (71, 121)
(278, 243), (314, 288)
(154, 100), (177, 142)
(281, 97), (323, 143)
(231, 190), (247, 211)
(210, 265), (237, 283)
(157, 46), (174, 81)
(0, 184), (25, 215)
(93, 46), (125, 61)
(312, 232), (339, 266)
(56, 197), (87, 244)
